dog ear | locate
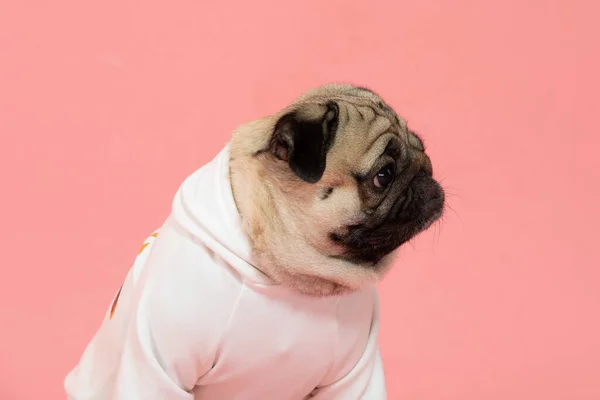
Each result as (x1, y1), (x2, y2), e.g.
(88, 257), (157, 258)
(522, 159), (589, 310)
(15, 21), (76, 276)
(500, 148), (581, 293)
(269, 101), (339, 183)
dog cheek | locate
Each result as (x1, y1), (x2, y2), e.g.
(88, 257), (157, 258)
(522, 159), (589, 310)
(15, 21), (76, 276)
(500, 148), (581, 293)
(326, 188), (362, 217)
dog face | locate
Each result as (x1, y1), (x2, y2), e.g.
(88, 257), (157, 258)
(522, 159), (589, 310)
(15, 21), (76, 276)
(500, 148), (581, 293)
(230, 84), (445, 294)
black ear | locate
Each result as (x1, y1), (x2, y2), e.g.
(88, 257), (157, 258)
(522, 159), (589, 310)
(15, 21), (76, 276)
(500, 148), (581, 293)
(269, 101), (339, 183)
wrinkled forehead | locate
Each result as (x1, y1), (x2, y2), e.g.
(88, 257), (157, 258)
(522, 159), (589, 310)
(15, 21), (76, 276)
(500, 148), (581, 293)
(295, 84), (393, 112)
(295, 84), (427, 171)
(302, 84), (422, 140)
(296, 83), (376, 99)
(296, 84), (412, 132)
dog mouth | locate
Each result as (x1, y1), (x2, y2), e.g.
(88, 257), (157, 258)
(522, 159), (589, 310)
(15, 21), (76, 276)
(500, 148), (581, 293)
(330, 172), (445, 265)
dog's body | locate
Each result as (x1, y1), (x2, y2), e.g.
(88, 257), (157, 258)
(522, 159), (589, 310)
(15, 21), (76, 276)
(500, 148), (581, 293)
(65, 84), (444, 399)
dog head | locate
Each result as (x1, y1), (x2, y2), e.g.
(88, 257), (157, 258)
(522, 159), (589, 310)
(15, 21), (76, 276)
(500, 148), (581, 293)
(230, 84), (445, 295)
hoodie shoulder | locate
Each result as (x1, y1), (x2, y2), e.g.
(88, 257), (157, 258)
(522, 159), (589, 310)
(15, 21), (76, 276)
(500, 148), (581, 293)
(138, 222), (245, 373)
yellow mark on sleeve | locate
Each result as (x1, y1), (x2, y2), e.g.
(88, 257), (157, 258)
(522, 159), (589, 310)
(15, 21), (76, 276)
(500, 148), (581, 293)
(138, 242), (149, 255)
(109, 286), (122, 319)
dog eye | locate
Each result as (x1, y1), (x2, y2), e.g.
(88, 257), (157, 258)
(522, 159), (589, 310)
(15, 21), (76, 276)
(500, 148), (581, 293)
(373, 165), (395, 189)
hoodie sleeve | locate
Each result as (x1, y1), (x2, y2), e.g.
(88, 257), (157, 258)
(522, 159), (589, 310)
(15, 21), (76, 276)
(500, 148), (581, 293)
(108, 256), (241, 400)
(63, 225), (244, 400)
(309, 290), (387, 400)
(108, 293), (200, 399)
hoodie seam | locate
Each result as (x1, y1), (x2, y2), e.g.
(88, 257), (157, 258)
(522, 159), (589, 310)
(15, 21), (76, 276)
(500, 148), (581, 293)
(211, 278), (246, 369)
(317, 295), (342, 388)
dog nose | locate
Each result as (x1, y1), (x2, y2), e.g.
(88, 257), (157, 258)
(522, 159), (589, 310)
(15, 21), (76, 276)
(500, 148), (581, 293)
(426, 181), (440, 198)
(415, 170), (442, 199)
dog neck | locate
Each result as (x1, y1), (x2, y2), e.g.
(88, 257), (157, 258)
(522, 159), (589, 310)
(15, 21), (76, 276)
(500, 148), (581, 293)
(229, 145), (386, 297)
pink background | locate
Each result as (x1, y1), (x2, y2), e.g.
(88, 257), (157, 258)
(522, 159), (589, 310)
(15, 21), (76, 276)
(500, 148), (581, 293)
(1, 1), (599, 399)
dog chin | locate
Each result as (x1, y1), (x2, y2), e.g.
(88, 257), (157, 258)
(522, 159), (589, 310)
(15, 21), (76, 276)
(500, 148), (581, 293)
(419, 209), (444, 232)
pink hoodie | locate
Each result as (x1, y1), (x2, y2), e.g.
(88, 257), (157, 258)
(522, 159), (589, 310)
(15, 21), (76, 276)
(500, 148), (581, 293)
(64, 145), (386, 399)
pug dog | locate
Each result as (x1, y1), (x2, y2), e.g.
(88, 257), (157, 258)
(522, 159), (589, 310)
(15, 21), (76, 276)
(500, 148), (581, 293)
(230, 83), (444, 296)
(65, 84), (444, 400)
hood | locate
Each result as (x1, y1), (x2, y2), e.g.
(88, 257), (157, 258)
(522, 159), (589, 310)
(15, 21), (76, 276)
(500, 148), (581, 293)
(171, 144), (273, 285)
